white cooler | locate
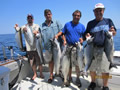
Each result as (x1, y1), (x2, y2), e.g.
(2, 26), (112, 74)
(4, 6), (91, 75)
(0, 66), (10, 90)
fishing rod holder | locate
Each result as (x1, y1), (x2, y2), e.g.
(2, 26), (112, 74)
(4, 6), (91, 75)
(8, 46), (14, 59)
(2, 46), (7, 60)
(1, 42), (22, 60)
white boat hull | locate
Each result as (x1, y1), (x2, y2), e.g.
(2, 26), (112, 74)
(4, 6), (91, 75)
(0, 57), (33, 84)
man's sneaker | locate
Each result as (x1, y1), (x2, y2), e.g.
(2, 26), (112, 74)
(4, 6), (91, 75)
(88, 82), (96, 90)
(75, 78), (82, 88)
(102, 86), (109, 90)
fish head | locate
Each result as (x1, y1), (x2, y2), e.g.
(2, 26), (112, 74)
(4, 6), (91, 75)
(36, 33), (41, 39)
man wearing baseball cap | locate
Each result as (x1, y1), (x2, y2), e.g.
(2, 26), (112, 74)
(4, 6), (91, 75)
(27, 14), (34, 19)
(14, 14), (44, 80)
(85, 3), (116, 90)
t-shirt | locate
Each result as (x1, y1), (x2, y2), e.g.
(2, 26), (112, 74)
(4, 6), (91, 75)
(62, 21), (85, 45)
(85, 18), (116, 36)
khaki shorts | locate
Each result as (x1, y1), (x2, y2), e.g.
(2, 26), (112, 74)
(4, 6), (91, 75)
(89, 47), (110, 73)
(27, 51), (42, 66)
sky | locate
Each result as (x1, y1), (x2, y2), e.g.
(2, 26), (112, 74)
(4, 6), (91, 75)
(0, 0), (120, 34)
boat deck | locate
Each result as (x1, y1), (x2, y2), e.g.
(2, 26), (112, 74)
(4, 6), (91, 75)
(1, 51), (120, 90)
(12, 66), (120, 90)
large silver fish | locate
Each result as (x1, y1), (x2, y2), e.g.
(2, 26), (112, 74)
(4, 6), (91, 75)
(61, 45), (70, 86)
(83, 37), (94, 76)
(24, 25), (34, 46)
(15, 28), (24, 51)
(60, 45), (67, 61)
(105, 31), (117, 69)
(36, 33), (45, 64)
(50, 38), (61, 75)
(76, 42), (84, 72)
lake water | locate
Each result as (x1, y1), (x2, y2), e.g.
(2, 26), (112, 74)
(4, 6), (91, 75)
(0, 29), (120, 60)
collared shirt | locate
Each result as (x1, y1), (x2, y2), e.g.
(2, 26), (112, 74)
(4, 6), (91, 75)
(40, 20), (62, 51)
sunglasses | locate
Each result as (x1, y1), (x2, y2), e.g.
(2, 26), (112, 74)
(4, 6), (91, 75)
(27, 17), (33, 19)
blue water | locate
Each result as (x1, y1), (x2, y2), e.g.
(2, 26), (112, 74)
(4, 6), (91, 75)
(0, 29), (120, 60)
(0, 34), (26, 60)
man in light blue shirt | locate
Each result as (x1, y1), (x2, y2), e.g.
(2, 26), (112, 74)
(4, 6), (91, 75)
(40, 9), (63, 83)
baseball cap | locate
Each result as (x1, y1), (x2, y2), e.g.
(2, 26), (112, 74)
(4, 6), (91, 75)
(94, 3), (105, 10)
(27, 14), (34, 19)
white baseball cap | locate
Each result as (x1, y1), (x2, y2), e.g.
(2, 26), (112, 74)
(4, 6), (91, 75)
(94, 3), (105, 10)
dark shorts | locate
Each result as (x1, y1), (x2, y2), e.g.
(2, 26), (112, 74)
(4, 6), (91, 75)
(27, 51), (42, 66)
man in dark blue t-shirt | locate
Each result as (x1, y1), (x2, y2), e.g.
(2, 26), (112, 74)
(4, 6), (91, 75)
(85, 3), (116, 90)
(55, 10), (85, 87)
